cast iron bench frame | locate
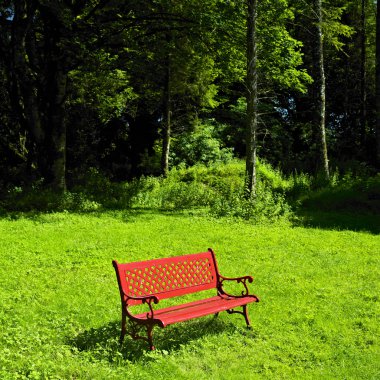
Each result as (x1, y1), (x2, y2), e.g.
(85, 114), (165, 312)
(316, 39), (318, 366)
(112, 248), (259, 350)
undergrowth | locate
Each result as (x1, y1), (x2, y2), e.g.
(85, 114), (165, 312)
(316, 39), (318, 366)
(299, 173), (380, 214)
(0, 160), (293, 223)
(1, 161), (379, 226)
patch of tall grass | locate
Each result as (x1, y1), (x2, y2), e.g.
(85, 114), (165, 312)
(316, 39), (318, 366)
(0, 160), (294, 224)
(2, 161), (378, 225)
(299, 173), (380, 214)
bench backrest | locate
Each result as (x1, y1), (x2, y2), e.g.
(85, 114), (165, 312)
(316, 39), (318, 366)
(113, 250), (219, 305)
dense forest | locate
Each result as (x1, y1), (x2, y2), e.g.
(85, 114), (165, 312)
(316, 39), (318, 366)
(0, 0), (379, 197)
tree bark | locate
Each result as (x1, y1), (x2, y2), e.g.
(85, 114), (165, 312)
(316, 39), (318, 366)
(360, 0), (367, 147)
(48, 65), (68, 192)
(11, 2), (44, 155)
(39, 5), (69, 192)
(8, 1), (68, 191)
(245, 0), (258, 197)
(161, 47), (171, 177)
(312, 0), (329, 181)
(376, 0), (380, 168)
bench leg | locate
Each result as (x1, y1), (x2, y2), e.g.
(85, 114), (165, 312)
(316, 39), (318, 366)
(226, 305), (252, 328)
(147, 324), (155, 351)
(242, 304), (251, 328)
(120, 310), (127, 345)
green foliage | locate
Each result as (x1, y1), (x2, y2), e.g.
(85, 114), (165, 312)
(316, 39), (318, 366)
(3, 161), (380, 234)
(0, 161), (294, 224)
(131, 160), (294, 223)
(300, 173), (380, 214)
(0, 211), (379, 378)
(1, 187), (100, 213)
(209, 182), (293, 223)
(69, 52), (137, 123)
(211, 0), (313, 92)
(170, 121), (234, 167)
(322, 3), (354, 51)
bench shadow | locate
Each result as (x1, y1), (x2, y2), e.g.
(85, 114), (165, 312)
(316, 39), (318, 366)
(69, 317), (241, 362)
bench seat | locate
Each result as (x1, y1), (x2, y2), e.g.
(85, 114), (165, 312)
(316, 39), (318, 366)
(134, 294), (257, 327)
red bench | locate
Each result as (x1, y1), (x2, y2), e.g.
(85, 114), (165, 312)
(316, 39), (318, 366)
(112, 248), (259, 350)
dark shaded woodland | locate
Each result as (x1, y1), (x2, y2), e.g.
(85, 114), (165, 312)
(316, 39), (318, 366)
(0, 0), (379, 194)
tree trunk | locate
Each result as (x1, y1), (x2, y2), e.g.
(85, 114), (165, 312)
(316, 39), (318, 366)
(161, 49), (171, 177)
(245, 0), (258, 197)
(48, 66), (68, 192)
(376, 0), (380, 168)
(40, 6), (68, 192)
(9, 1), (68, 190)
(11, 2), (44, 162)
(312, 0), (329, 181)
(360, 0), (367, 147)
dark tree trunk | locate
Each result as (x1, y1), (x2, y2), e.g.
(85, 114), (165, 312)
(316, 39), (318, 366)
(376, 0), (380, 167)
(312, 0), (329, 181)
(7, 1), (69, 191)
(245, 0), (258, 197)
(48, 66), (68, 192)
(360, 0), (367, 147)
(11, 2), (44, 159)
(39, 6), (69, 192)
(161, 56), (171, 177)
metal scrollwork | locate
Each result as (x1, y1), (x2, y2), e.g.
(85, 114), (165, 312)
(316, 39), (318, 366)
(218, 275), (254, 298)
(237, 277), (250, 296)
(128, 320), (149, 343)
(142, 297), (156, 319)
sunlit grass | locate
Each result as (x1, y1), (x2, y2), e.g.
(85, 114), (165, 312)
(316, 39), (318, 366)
(0, 211), (379, 379)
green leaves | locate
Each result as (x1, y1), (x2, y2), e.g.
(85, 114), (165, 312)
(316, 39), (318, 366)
(69, 51), (137, 123)
(322, 4), (354, 50)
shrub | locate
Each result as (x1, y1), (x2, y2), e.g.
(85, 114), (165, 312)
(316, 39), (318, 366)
(299, 173), (380, 214)
(131, 174), (215, 210)
(170, 121), (234, 167)
(0, 161), (295, 223)
(209, 181), (293, 223)
(0, 187), (101, 212)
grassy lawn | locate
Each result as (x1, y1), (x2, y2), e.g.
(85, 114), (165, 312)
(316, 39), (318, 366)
(0, 211), (379, 379)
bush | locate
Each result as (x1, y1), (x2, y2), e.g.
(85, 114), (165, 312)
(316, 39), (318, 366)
(299, 173), (380, 214)
(131, 174), (215, 210)
(209, 181), (293, 223)
(0, 187), (101, 212)
(0, 161), (295, 224)
(170, 121), (234, 167)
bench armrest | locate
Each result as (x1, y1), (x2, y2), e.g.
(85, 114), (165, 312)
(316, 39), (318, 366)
(126, 294), (160, 304)
(219, 275), (254, 283)
(218, 275), (259, 300)
(125, 295), (160, 319)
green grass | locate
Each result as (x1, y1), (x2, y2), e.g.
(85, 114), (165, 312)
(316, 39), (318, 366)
(0, 211), (379, 379)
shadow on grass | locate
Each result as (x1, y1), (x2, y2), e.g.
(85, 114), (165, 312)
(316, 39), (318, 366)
(297, 210), (380, 234)
(69, 317), (241, 363)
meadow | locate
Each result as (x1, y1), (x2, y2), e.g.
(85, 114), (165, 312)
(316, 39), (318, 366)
(0, 209), (379, 379)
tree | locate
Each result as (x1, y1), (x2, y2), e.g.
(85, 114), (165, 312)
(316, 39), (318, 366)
(0, 1), (145, 188)
(283, 0), (356, 173)
(245, 0), (258, 196)
(376, 0), (380, 167)
(1, 1), (85, 191)
(360, 0), (367, 145)
(113, 0), (221, 176)
(209, 0), (311, 191)
(311, 0), (330, 181)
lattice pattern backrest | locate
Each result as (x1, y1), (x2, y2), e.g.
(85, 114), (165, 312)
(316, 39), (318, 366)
(121, 252), (218, 304)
